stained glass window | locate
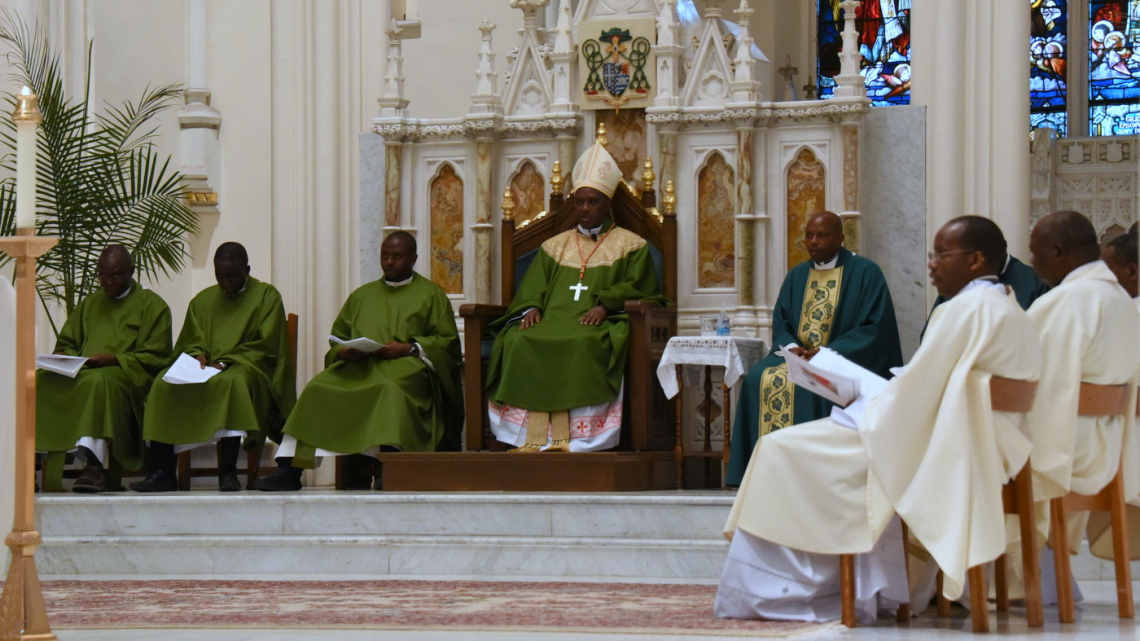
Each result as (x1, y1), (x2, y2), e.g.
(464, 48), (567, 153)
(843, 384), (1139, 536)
(817, 0), (912, 106)
(1088, 0), (1140, 135)
(1030, 0), (1069, 136)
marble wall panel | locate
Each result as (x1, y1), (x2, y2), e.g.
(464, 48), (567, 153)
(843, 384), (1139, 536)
(429, 164), (464, 294)
(358, 133), (386, 284)
(598, 108), (648, 191)
(509, 160), (546, 226)
(697, 152), (736, 288)
(861, 106), (927, 361)
(785, 148), (826, 270)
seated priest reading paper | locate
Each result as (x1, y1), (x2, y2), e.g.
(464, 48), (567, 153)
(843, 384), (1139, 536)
(485, 142), (668, 453)
(715, 216), (1042, 622)
(257, 231), (463, 492)
(35, 245), (173, 493)
(132, 242), (296, 493)
(1023, 212), (1139, 563)
(725, 210), (902, 486)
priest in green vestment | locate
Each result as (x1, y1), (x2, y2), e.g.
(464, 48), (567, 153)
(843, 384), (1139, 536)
(36, 245), (172, 493)
(257, 231), (463, 491)
(132, 242), (295, 492)
(485, 142), (668, 453)
(726, 211), (902, 486)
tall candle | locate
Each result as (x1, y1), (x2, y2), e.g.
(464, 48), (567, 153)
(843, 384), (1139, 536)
(13, 86), (42, 231)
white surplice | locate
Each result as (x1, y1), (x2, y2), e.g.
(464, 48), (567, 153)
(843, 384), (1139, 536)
(1025, 261), (1140, 554)
(717, 281), (1042, 621)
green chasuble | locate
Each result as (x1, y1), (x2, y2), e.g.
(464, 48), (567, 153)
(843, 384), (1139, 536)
(282, 273), (464, 458)
(143, 277), (296, 445)
(726, 247), (902, 486)
(36, 283), (172, 469)
(486, 224), (668, 412)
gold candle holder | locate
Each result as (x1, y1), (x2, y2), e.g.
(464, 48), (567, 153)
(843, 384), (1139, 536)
(0, 234), (59, 641)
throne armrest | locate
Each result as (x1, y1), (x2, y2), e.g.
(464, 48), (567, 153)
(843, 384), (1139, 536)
(458, 303), (508, 452)
(623, 301), (677, 451)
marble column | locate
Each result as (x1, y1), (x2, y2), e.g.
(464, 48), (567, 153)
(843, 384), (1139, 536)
(913, 0), (1031, 292)
(474, 139), (494, 303)
(733, 126), (759, 335)
(384, 141), (403, 230)
(657, 129), (678, 193)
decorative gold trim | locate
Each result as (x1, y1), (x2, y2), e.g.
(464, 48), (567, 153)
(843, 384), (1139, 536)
(550, 160), (564, 195)
(501, 187), (516, 221)
(663, 181), (677, 216)
(641, 157), (656, 192)
(758, 362), (794, 437)
(796, 266), (844, 348)
(12, 89), (42, 126)
(541, 226), (647, 269)
(596, 121), (609, 147)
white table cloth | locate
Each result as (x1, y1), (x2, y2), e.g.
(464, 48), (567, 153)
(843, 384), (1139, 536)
(656, 336), (767, 399)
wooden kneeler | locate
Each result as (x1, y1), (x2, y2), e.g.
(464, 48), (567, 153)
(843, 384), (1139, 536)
(1048, 382), (1133, 624)
(175, 313), (298, 490)
(886, 376), (1040, 633)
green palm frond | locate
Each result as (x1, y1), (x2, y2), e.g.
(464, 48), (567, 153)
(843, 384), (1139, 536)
(0, 10), (199, 322)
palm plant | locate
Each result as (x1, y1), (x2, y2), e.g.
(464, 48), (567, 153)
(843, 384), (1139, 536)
(0, 12), (199, 333)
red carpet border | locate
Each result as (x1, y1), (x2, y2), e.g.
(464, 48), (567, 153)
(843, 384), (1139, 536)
(25, 579), (833, 636)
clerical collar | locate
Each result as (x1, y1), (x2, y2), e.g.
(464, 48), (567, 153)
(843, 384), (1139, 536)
(1000, 254), (1012, 275)
(813, 251), (840, 270)
(577, 223), (604, 238)
(113, 284), (132, 300)
(226, 278), (248, 298)
(1060, 260), (1101, 286)
(958, 275), (1003, 296)
(383, 275), (414, 288)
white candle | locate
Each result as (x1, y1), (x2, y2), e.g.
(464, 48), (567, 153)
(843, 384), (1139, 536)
(14, 87), (41, 231)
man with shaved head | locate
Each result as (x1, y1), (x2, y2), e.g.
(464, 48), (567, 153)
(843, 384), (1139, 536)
(716, 215), (1042, 621)
(258, 231), (463, 491)
(1023, 211), (1139, 573)
(36, 245), (172, 492)
(134, 242), (296, 492)
(726, 210), (902, 486)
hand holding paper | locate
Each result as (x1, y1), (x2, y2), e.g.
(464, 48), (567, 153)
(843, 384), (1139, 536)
(35, 354), (89, 378)
(163, 353), (223, 385)
(329, 335), (382, 353)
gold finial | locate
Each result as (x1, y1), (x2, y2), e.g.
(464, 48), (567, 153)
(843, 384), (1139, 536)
(501, 187), (516, 221)
(550, 160), (564, 195)
(596, 121), (609, 147)
(12, 86), (42, 125)
(641, 157), (656, 192)
(663, 181), (677, 217)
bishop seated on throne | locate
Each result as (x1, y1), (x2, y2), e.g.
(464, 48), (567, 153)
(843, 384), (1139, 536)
(484, 142), (669, 452)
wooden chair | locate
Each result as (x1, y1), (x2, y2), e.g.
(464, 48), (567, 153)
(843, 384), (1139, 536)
(458, 161), (678, 455)
(843, 376), (1040, 632)
(176, 312), (298, 491)
(1048, 382), (1133, 624)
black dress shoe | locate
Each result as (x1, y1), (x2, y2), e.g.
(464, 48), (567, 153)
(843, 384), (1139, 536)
(72, 466), (106, 494)
(256, 466), (302, 492)
(129, 468), (178, 493)
(218, 472), (242, 492)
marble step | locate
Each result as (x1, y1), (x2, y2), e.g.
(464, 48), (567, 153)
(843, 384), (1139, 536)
(35, 491), (735, 580)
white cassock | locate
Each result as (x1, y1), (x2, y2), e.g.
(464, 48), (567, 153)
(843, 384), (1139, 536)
(1025, 261), (1140, 552)
(1084, 293), (1140, 560)
(716, 279), (1042, 621)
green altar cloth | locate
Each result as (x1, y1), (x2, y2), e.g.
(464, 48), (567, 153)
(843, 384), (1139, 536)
(36, 282), (172, 469)
(143, 277), (295, 445)
(726, 247), (902, 486)
(282, 273), (463, 457)
(486, 225), (668, 412)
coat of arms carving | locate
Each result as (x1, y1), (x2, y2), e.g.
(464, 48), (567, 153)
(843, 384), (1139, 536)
(578, 19), (656, 110)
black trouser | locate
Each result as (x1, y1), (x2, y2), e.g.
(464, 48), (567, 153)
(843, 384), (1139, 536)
(147, 437), (241, 474)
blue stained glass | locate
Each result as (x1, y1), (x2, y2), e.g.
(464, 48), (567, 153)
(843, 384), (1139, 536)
(1030, 0), (1068, 113)
(817, 0), (912, 106)
(1031, 111), (1070, 136)
(1088, 0), (1140, 136)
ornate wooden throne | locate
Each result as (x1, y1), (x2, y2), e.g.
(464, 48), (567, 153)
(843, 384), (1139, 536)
(377, 157), (679, 492)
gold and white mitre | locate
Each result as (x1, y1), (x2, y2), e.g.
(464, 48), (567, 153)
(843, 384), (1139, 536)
(572, 142), (622, 198)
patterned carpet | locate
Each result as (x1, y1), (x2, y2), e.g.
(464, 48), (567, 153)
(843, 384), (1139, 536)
(31, 580), (835, 636)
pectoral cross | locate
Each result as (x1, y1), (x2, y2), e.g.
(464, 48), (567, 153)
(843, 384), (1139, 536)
(569, 281), (589, 301)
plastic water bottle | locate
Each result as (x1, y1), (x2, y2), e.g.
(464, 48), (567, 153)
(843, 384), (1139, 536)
(716, 306), (731, 336)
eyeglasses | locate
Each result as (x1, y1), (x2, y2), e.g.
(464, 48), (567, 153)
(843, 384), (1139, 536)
(927, 249), (977, 262)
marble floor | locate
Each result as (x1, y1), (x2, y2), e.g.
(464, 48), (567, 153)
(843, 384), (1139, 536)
(51, 581), (1140, 640)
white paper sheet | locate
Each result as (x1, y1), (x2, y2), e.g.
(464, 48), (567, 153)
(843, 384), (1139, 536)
(35, 354), (89, 378)
(781, 346), (862, 407)
(162, 353), (223, 385)
(806, 348), (891, 430)
(328, 335), (382, 352)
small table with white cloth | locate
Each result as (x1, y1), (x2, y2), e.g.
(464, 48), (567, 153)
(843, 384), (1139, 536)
(656, 336), (765, 489)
